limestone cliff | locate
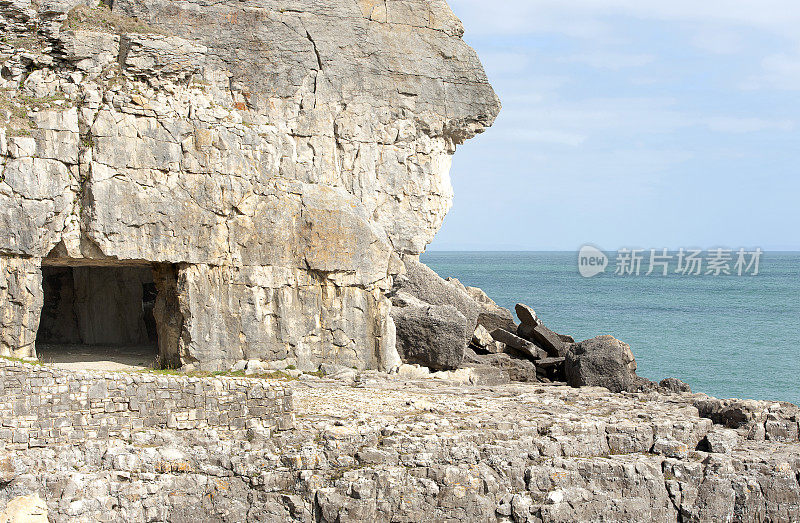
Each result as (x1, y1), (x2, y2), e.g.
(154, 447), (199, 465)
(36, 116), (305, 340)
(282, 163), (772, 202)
(0, 0), (500, 370)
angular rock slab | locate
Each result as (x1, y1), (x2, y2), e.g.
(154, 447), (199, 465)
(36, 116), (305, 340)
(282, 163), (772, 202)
(491, 328), (548, 360)
(395, 257), (481, 343)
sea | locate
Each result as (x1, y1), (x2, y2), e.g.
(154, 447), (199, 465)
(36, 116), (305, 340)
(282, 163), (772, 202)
(421, 251), (800, 405)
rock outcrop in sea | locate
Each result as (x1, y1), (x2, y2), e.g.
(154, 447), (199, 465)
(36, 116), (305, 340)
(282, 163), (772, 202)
(2, 1), (799, 522)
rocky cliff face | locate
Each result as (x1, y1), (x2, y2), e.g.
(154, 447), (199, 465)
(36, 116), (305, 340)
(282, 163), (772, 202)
(0, 0), (500, 369)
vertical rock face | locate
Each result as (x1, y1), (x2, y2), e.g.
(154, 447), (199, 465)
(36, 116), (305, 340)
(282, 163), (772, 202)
(0, 0), (500, 369)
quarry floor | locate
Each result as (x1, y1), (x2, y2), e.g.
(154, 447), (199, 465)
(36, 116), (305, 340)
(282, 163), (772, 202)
(3, 363), (800, 521)
(36, 344), (157, 371)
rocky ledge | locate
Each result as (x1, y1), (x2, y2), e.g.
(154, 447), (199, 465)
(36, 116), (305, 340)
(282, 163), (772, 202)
(2, 366), (800, 522)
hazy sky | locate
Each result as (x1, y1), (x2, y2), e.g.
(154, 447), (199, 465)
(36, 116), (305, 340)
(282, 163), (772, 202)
(429, 1), (800, 251)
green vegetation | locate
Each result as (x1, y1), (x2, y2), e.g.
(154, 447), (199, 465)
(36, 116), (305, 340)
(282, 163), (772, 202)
(1, 91), (72, 137)
(0, 355), (43, 366)
(0, 90), (31, 136)
(63, 4), (164, 35)
(0, 33), (47, 52)
(141, 367), (299, 381)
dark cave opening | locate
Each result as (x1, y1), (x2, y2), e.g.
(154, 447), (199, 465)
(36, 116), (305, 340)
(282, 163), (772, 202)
(36, 264), (161, 369)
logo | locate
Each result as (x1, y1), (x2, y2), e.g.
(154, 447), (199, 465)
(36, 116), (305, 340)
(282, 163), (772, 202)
(578, 245), (608, 278)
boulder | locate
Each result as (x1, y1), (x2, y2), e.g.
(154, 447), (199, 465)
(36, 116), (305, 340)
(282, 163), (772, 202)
(659, 377), (692, 393)
(491, 328), (548, 360)
(463, 348), (538, 382)
(515, 303), (539, 328)
(391, 303), (467, 371)
(536, 356), (565, 368)
(565, 335), (639, 393)
(467, 287), (516, 332)
(471, 324), (494, 349)
(477, 310), (517, 334)
(535, 356), (566, 382)
(461, 364), (512, 385)
(518, 323), (566, 357)
(395, 258), (481, 344)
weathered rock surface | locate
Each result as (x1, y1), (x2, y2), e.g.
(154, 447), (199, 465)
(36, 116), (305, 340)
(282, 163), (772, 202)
(0, 494), (47, 523)
(492, 327), (548, 360)
(391, 301), (467, 371)
(565, 335), (640, 393)
(471, 324), (494, 349)
(463, 347), (538, 382)
(460, 281), (517, 333)
(515, 303), (539, 328)
(0, 0), (500, 370)
(394, 257), (481, 343)
(2, 363), (800, 522)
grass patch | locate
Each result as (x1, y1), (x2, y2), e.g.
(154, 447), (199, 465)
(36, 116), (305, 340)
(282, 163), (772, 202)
(1, 91), (72, 136)
(0, 34), (47, 52)
(0, 91), (31, 134)
(64, 4), (165, 35)
(0, 355), (43, 366)
(140, 367), (299, 381)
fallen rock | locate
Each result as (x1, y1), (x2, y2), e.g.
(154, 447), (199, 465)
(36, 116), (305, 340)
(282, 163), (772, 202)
(536, 357), (565, 368)
(396, 364), (430, 379)
(460, 364), (511, 385)
(557, 333), (575, 343)
(491, 328), (548, 360)
(470, 324), (494, 349)
(518, 323), (566, 357)
(395, 258), (481, 344)
(463, 348), (538, 382)
(320, 364), (357, 382)
(0, 494), (48, 523)
(391, 304), (467, 371)
(535, 356), (566, 382)
(515, 303), (539, 328)
(659, 377), (692, 393)
(466, 286), (517, 332)
(564, 335), (638, 393)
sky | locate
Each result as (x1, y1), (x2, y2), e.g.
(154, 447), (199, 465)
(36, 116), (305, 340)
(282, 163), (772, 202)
(429, 0), (800, 251)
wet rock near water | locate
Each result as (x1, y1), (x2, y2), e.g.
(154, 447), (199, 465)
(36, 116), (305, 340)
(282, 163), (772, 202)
(565, 335), (640, 393)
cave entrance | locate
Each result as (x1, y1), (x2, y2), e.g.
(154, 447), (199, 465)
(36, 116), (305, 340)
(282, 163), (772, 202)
(35, 263), (180, 371)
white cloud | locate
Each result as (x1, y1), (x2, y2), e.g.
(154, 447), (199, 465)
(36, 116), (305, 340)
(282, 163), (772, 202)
(450, 0), (800, 90)
(502, 129), (587, 147)
(702, 117), (795, 133)
(691, 29), (743, 55)
(743, 51), (800, 90)
(559, 52), (655, 70)
(449, 0), (800, 42)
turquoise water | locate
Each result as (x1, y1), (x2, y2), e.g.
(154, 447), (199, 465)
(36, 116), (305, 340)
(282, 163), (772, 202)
(421, 251), (800, 404)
